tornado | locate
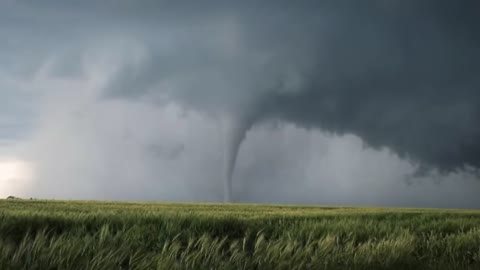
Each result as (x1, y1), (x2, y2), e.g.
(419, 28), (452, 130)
(223, 114), (255, 202)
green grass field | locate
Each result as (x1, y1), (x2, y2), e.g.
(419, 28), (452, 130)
(0, 200), (479, 269)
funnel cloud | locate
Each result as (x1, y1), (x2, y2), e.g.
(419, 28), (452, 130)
(223, 113), (258, 202)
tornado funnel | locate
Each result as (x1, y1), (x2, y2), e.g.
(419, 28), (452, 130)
(223, 114), (254, 202)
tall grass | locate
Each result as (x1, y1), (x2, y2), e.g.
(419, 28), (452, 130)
(0, 200), (479, 269)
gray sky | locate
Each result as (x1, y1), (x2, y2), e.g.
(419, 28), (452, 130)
(1, 0), (480, 208)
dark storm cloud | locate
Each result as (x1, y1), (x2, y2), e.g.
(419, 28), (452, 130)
(99, 1), (480, 173)
(256, 1), (480, 173)
(4, 1), (480, 171)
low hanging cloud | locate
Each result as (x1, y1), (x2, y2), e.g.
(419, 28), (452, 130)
(103, 1), (480, 175)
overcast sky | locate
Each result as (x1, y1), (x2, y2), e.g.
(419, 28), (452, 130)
(1, 0), (480, 208)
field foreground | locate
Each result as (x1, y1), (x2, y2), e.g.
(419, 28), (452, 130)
(0, 200), (480, 269)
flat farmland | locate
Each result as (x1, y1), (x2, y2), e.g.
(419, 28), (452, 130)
(1, 200), (479, 269)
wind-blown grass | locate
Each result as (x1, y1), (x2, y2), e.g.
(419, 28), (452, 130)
(0, 200), (479, 269)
